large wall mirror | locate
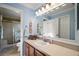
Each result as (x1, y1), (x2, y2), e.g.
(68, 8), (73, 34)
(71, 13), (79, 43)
(37, 3), (75, 41)
(42, 15), (70, 39)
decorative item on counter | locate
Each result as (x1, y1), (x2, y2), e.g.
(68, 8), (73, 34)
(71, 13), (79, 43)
(28, 35), (38, 40)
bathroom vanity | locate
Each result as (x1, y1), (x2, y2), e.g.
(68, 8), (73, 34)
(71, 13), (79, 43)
(24, 39), (79, 56)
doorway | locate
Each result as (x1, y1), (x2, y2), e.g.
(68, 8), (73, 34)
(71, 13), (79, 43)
(0, 7), (21, 56)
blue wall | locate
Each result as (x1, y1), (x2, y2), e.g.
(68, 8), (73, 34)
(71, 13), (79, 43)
(3, 3), (75, 40)
(4, 3), (37, 36)
(50, 9), (75, 40)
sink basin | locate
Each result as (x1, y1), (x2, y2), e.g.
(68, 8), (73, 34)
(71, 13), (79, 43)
(34, 40), (49, 46)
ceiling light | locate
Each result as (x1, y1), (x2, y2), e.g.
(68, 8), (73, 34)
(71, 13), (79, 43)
(35, 3), (66, 16)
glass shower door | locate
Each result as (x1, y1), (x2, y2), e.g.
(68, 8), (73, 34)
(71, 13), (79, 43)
(0, 15), (2, 49)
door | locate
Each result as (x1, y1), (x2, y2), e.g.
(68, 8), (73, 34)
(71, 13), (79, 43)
(0, 15), (2, 49)
(59, 15), (70, 39)
(3, 22), (13, 44)
(13, 22), (20, 43)
(0, 15), (1, 48)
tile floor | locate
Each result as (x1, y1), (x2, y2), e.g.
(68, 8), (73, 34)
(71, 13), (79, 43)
(0, 44), (20, 56)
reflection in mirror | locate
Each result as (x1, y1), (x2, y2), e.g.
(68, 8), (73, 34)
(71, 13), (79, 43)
(37, 3), (75, 40)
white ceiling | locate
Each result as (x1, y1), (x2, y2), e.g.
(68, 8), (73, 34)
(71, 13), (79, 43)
(0, 7), (20, 20)
(0, 3), (44, 21)
(21, 3), (44, 11)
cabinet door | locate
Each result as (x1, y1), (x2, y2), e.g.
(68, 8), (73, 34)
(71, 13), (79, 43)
(35, 50), (44, 56)
(25, 42), (34, 56)
(29, 45), (34, 56)
(25, 43), (29, 56)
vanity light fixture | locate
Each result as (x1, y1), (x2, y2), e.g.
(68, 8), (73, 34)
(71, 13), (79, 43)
(35, 3), (66, 16)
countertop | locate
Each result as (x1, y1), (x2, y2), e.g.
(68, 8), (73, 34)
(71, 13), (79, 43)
(25, 40), (79, 56)
(38, 36), (79, 46)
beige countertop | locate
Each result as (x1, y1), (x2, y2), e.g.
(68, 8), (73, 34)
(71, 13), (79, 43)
(52, 38), (79, 46)
(25, 40), (79, 56)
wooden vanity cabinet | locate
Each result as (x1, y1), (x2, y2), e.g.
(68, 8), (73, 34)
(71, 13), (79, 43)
(24, 42), (46, 56)
(25, 42), (29, 56)
(25, 42), (34, 56)
(35, 50), (44, 56)
(28, 45), (34, 56)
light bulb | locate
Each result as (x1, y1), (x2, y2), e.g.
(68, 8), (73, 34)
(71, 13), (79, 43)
(35, 11), (38, 16)
(38, 9), (41, 13)
(46, 4), (50, 9)
(42, 7), (45, 11)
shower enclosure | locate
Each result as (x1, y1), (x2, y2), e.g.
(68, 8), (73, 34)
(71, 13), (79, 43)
(0, 15), (1, 49)
(0, 15), (17, 50)
(0, 15), (4, 49)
